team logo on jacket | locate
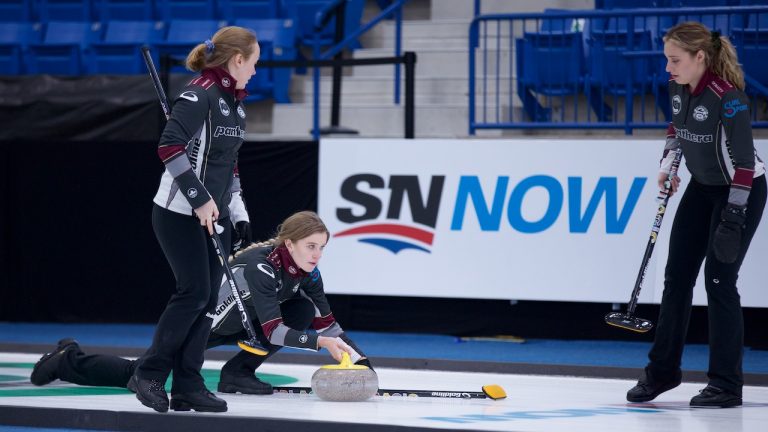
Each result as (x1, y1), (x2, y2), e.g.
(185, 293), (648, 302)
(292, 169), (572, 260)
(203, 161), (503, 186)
(299, 334), (308, 343)
(219, 98), (230, 116)
(723, 99), (748, 118)
(221, 77), (231, 88)
(180, 91), (198, 102)
(693, 105), (708, 121)
(672, 95), (681, 115)
(187, 188), (198, 198)
(237, 106), (246, 118)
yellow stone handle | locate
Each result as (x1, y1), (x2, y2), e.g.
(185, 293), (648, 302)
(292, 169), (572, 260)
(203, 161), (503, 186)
(320, 351), (369, 370)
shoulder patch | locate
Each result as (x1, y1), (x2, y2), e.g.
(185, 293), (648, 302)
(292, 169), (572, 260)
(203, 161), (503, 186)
(179, 91), (198, 102)
(723, 97), (749, 118)
(257, 263), (275, 279)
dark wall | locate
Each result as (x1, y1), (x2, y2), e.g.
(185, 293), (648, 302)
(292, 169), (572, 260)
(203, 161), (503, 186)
(0, 139), (318, 324)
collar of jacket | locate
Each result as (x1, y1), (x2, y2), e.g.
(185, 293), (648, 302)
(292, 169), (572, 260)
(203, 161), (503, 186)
(691, 69), (716, 97)
(201, 67), (249, 101)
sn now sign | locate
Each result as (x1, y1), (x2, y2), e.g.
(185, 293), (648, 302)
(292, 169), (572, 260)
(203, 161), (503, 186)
(318, 139), (768, 307)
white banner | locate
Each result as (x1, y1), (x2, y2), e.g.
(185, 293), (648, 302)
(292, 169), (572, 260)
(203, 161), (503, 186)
(318, 138), (768, 307)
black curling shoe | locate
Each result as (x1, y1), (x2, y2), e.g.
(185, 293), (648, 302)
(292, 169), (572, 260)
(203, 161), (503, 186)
(30, 338), (80, 386)
(690, 385), (742, 408)
(626, 368), (682, 402)
(218, 374), (273, 395)
(129, 374), (169, 413)
(170, 389), (228, 412)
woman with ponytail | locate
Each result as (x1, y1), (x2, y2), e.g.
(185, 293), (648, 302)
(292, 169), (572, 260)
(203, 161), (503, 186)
(131, 26), (260, 413)
(30, 212), (370, 401)
(626, 22), (766, 408)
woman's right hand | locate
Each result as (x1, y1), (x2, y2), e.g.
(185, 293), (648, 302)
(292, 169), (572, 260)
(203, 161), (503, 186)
(658, 172), (681, 197)
(194, 199), (219, 235)
(318, 336), (353, 363)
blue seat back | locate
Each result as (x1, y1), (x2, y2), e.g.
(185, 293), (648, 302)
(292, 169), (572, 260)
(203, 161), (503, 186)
(156, 0), (216, 20)
(39, 0), (93, 22)
(165, 19), (222, 44)
(27, 21), (100, 74)
(284, 0), (365, 48)
(235, 18), (296, 102)
(0, 0), (32, 22)
(588, 30), (653, 89)
(90, 20), (165, 73)
(219, 0), (278, 20)
(518, 32), (584, 93)
(0, 23), (43, 74)
(96, 0), (154, 21)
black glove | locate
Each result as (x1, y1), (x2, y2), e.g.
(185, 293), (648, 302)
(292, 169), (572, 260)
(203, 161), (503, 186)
(231, 221), (252, 254)
(712, 204), (746, 264)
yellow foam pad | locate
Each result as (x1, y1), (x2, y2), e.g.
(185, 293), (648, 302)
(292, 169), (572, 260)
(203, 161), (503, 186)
(238, 340), (269, 356)
(482, 384), (507, 400)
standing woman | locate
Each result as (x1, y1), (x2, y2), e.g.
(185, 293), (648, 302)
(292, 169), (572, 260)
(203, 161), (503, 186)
(132, 26), (259, 413)
(627, 22), (766, 408)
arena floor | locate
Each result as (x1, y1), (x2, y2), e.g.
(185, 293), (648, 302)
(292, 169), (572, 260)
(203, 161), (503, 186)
(1, 352), (767, 432)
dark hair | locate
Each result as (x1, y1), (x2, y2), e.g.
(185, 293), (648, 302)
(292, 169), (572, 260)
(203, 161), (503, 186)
(185, 26), (257, 72)
(664, 21), (744, 90)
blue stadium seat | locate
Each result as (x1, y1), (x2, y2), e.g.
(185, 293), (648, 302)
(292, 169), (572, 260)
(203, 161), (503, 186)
(156, 19), (223, 72)
(38, 0), (94, 22)
(671, 0), (730, 6)
(27, 21), (101, 75)
(0, 22), (43, 74)
(732, 15), (768, 96)
(95, 0), (154, 21)
(156, 0), (216, 20)
(283, 0), (365, 50)
(0, 0), (33, 22)
(516, 31), (586, 122)
(220, 0), (279, 21)
(235, 18), (296, 102)
(89, 20), (165, 74)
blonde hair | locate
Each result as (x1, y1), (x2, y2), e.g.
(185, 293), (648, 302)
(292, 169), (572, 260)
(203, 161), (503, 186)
(664, 21), (745, 90)
(231, 211), (329, 261)
(186, 26), (257, 72)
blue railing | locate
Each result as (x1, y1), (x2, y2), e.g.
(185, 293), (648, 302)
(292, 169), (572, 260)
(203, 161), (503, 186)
(468, 6), (768, 135)
(309, 0), (409, 139)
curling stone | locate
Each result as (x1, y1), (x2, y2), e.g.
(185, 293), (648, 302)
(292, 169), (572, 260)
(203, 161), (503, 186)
(311, 352), (378, 402)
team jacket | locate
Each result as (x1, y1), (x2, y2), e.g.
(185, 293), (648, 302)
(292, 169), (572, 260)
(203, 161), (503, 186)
(206, 246), (345, 353)
(153, 67), (249, 221)
(661, 70), (765, 207)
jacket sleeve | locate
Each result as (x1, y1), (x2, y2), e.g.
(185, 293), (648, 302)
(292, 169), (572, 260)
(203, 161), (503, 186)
(243, 261), (320, 351)
(659, 122), (682, 175)
(157, 88), (212, 209)
(720, 89), (756, 208)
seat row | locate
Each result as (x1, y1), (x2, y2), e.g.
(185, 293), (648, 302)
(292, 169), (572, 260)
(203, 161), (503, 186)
(0, 18), (298, 102)
(515, 11), (768, 122)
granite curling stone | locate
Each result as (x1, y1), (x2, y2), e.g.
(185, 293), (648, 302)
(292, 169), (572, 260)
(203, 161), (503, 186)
(311, 352), (378, 402)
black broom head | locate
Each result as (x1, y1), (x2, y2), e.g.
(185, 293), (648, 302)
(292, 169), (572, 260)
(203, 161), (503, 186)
(604, 312), (653, 333)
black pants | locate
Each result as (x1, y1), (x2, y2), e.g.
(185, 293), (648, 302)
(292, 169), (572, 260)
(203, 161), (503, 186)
(135, 205), (231, 394)
(647, 175), (766, 395)
(55, 298), (315, 388)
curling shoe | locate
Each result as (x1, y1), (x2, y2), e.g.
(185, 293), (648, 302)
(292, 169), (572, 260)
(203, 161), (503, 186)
(626, 368), (682, 402)
(129, 374), (169, 413)
(218, 374), (273, 395)
(30, 338), (80, 386)
(170, 389), (228, 412)
(690, 385), (742, 408)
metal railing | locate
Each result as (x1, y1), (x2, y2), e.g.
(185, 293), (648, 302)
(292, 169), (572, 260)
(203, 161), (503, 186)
(310, 0), (410, 139)
(468, 6), (768, 135)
